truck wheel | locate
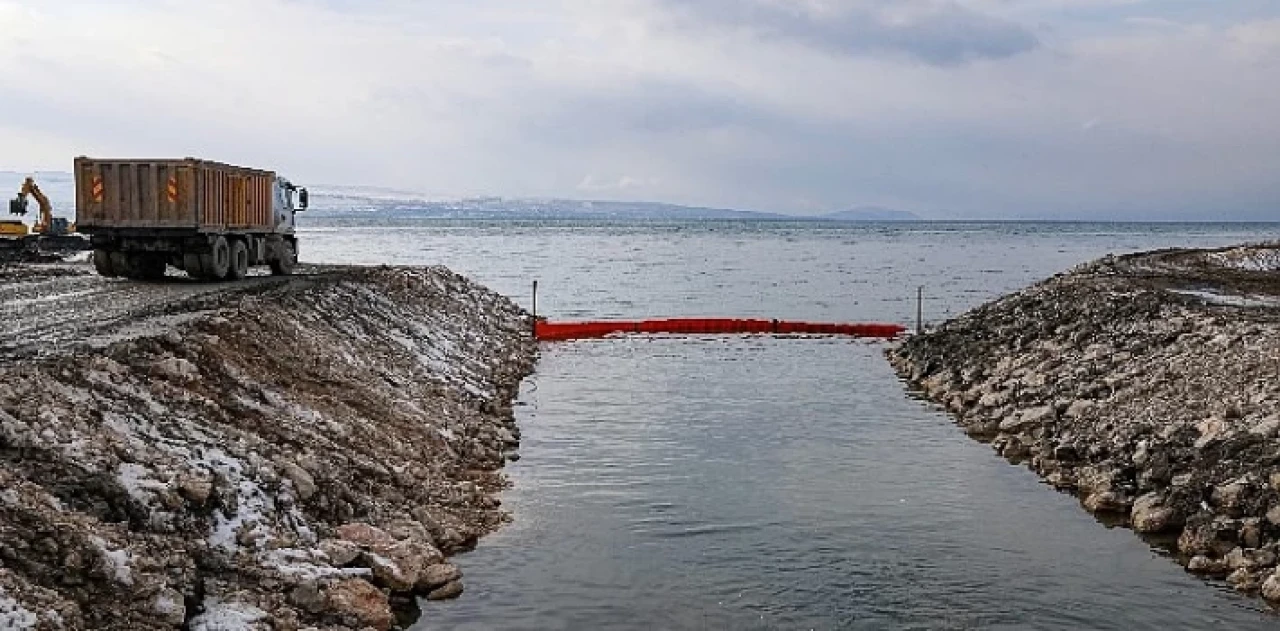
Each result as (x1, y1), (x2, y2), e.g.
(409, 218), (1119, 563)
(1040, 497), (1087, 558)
(183, 253), (204, 279)
(93, 249), (117, 277)
(270, 241), (296, 276)
(227, 239), (249, 280)
(110, 251), (134, 278)
(202, 236), (231, 280)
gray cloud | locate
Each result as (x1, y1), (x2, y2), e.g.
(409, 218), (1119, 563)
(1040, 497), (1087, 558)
(3, 1), (1279, 219)
(654, 0), (1040, 64)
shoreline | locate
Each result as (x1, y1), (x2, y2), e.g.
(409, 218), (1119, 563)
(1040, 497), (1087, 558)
(889, 242), (1280, 603)
(0, 263), (537, 630)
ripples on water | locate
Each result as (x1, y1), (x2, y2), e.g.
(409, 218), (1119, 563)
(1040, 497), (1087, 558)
(301, 220), (1280, 630)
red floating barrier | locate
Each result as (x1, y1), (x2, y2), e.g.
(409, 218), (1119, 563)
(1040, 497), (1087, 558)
(535, 318), (906, 342)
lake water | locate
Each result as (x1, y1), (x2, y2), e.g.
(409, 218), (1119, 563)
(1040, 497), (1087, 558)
(302, 219), (1280, 630)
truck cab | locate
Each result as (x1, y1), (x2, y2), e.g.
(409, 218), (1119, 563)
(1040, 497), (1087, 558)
(273, 178), (309, 233)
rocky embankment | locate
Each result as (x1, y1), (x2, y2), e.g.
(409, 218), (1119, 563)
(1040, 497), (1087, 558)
(0, 264), (536, 629)
(891, 244), (1280, 602)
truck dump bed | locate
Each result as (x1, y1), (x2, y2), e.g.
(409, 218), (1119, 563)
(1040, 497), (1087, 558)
(74, 157), (276, 232)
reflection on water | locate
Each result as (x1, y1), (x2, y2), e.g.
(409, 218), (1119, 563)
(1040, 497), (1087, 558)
(415, 338), (1271, 630)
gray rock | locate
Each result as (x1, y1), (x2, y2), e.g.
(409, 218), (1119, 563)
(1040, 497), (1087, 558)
(384, 519), (434, 546)
(1212, 482), (1249, 514)
(425, 580), (465, 601)
(320, 539), (362, 566)
(1250, 416), (1280, 438)
(1266, 505), (1280, 527)
(1240, 519), (1264, 550)
(365, 539), (441, 592)
(336, 523), (397, 549)
(1225, 547), (1276, 570)
(999, 435), (1031, 460)
(1131, 493), (1180, 534)
(1051, 443), (1080, 462)
(1194, 417), (1229, 450)
(324, 578), (395, 630)
(1226, 568), (1260, 592)
(281, 462), (317, 501)
(1226, 547), (1250, 570)
(1064, 400), (1094, 419)
(1084, 491), (1130, 514)
(1187, 555), (1228, 575)
(177, 475), (213, 505)
(417, 563), (462, 591)
(1263, 571), (1280, 601)
(153, 357), (200, 382)
(999, 406), (1054, 432)
(290, 580), (326, 614)
(978, 391), (1009, 409)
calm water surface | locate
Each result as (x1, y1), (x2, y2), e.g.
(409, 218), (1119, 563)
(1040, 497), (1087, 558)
(303, 220), (1280, 630)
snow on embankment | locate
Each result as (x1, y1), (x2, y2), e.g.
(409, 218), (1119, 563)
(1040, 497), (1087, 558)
(0, 266), (535, 630)
(890, 244), (1280, 602)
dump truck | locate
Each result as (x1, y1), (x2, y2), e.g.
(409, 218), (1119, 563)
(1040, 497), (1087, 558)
(74, 157), (308, 280)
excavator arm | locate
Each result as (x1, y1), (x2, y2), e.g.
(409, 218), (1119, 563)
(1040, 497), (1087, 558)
(17, 177), (54, 232)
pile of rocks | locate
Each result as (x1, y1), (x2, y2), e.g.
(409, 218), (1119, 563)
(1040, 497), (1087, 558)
(890, 244), (1280, 603)
(0, 266), (536, 629)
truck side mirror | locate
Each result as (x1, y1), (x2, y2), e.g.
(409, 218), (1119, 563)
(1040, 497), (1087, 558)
(298, 188), (309, 210)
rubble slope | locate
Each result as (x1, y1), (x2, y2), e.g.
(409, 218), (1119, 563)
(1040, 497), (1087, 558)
(0, 265), (536, 630)
(891, 244), (1280, 603)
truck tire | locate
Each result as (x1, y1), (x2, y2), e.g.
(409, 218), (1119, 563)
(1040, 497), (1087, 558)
(227, 239), (249, 280)
(93, 249), (117, 277)
(110, 251), (134, 278)
(201, 236), (231, 280)
(183, 253), (204, 279)
(270, 241), (296, 276)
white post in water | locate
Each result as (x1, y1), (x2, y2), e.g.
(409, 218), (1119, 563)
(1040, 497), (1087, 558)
(532, 280), (539, 322)
(916, 286), (924, 335)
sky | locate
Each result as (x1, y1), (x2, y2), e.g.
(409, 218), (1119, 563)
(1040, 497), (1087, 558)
(1, 0), (1278, 220)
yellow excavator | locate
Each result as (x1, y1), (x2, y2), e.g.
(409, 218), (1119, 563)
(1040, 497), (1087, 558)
(2, 177), (86, 252)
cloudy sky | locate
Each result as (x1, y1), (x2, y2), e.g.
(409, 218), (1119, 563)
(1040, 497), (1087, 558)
(1, 0), (1278, 219)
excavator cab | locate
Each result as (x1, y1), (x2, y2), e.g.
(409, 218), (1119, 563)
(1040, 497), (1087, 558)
(8, 195), (26, 216)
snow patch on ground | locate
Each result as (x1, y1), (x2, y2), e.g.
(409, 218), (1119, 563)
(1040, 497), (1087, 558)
(261, 548), (344, 581)
(211, 478), (272, 553)
(188, 600), (268, 631)
(0, 590), (37, 630)
(153, 591), (185, 623)
(89, 536), (134, 586)
(1207, 247), (1280, 272)
(116, 462), (168, 505)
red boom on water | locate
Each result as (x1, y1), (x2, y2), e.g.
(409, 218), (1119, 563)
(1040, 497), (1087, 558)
(534, 318), (906, 341)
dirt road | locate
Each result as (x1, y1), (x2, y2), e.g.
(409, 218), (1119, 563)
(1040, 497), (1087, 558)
(0, 264), (320, 362)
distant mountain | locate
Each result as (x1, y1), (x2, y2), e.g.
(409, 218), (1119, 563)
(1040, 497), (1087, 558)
(306, 189), (794, 221)
(0, 172), (921, 223)
(820, 207), (922, 222)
